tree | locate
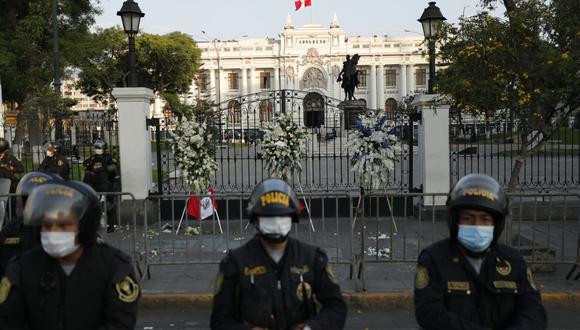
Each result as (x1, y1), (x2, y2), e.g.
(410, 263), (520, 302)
(76, 29), (201, 107)
(437, 0), (580, 191)
(0, 0), (100, 146)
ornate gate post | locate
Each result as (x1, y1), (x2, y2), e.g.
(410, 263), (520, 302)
(413, 94), (450, 205)
(112, 87), (154, 199)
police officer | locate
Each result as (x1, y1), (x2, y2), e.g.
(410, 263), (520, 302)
(0, 171), (62, 277)
(414, 174), (547, 330)
(39, 141), (70, 180)
(83, 139), (119, 232)
(0, 138), (24, 193)
(210, 179), (347, 330)
(0, 180), (139, 329)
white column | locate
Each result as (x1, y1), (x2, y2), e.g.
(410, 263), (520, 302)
(369, 65), (377, 109)
(111, 87), (154, 200)
(209, 69), (216, 103)
(218, 69), (226, 104)
(407, 64), (415, 94)
(377, 65), (385, 110)
(250, 67), (256, 94)
(400, 64), (407, 98)
(413, 94), (450, 206)
(274, 67), (280, 91)
(241, 67), (248, 95)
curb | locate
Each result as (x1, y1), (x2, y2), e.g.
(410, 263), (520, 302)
(140, 291), (580, 310)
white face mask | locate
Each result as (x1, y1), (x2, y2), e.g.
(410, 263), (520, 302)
(41, 232), (80, 258)
(258, 216), (292, 236)
(94, 149), (104, 155)
(46, 150), (54, 157)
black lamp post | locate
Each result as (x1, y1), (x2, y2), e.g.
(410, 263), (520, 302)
(117, 0), (145, 87)
(418, 2), (446, 94)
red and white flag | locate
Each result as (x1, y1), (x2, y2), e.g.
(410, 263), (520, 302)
(187, 187), (217, 221)
(295, 0), (312, 11)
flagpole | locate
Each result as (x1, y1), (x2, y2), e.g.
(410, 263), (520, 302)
(0, 76), (4, 139)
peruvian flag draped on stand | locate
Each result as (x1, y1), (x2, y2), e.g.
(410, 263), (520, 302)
(187, 187), (217, 221)
(295, 0), (312, 11)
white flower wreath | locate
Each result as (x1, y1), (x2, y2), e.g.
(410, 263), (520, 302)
(347, 112), (401, 191)
(260, 113), (307, 180)
(169, 116), (218, 194)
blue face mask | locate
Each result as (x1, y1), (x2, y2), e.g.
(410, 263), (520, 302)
(457, 225), (494, 252)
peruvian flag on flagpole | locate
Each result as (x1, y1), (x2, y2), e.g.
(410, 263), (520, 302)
(295, 0), (312, 11)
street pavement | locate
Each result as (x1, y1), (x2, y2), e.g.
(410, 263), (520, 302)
(136, 305), (580, 330)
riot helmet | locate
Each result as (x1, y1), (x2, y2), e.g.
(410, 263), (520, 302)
(23, 181), (102, 245)
(16, 171), (63, 206)
(93, 139), (107, 155)
(43, 141), (62, 156)
(0, 138), (9, 153)
(446, 174), (508, 243)
(247, 179), (301, 244)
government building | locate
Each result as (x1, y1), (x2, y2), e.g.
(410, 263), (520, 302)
(192, 14), (429, 121)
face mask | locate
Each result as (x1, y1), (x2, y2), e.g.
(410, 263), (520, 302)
(46, 150), (54, 157)
(41, 232), (80, 258)
(95, 148), (104, 155)
(457, 225), (494, 253)
(258, 216), (292, 244)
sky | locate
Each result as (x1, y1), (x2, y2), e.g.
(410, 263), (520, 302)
(95, 0), (504, 40)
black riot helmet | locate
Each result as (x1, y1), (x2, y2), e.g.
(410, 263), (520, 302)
(16, 171), (63, 206)
(446, 174), (508, 242)
(43, 141), (63, 154)
(247, 178), (301, 223)
(94, 139), (108, 150)
(23, 181), (102, 245)
(0, 138), (9, 153)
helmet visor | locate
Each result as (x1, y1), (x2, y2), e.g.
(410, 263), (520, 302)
(23, 184), (89, 226)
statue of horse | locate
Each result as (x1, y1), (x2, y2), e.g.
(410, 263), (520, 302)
(337, 54), (360, 101)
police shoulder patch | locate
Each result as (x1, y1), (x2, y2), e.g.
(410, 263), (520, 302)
(57, 160), (64, 166)
(115, 276), (139, 303)
(496, 259), (512, 276)
(214, 272), (224, 295)
(527, 267), (538, 291)
(0, 276), (11, 304)
(325, 264), (338, 285)
(296, 282), (312, 302)
(415, 266), (429, 289)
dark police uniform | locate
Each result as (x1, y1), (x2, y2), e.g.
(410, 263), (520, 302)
(0, 220), (38, 277)
(83, 154), (118, 193)
(414, 238), (547, 330)
(39, 154), (70, 180)
(211, 235), (347, 330)
(0, 242), (139, 329)
(0, 152), (24, 193)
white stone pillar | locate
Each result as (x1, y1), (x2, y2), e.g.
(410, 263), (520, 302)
(274, 67), (280, 91)
(377, 65), (385, 111)
(250, 67), (256, 94)
(413, 94), (450, 206)
(218, 69), (226, 104)
(209, 69), (216, 103)
(111, 87), (154, 200)
(241, 67), (248, 95)
(400, 64), (407, 98)
(407, 64), (415, 94)
(369, 65), (377, 109)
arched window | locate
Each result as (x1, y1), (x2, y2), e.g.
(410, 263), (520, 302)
(385, 98), (398, 118)
(259, 100), (273, 122)
(303, 92), (325, 128)
(227, 100), (241, 125)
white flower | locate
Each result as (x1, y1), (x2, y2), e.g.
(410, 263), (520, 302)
(274, 141), (287, 148)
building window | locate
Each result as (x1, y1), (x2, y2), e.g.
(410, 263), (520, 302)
(357, 70), (367, 88)
(227, 100), (241, 125)
(385, 69), (397, 87)
(259, 100), (273, 122)
(416, 68), (427, 86)
(385, 98), (398, 118)
(260, 72), (271, 89)
(228, 72), (239, 91)
(196, 71), (209, 93)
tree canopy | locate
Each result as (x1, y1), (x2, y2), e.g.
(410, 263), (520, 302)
(436, 0), (580, 191)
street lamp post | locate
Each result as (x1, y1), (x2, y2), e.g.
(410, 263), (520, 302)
(418, 1), (446, 94)
(117, 0), (145, 88)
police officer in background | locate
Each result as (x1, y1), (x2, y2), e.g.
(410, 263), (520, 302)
(414, 174), (547, 330)
(39, 141), (70, 180)
(0, 180), (139, 329)
(83, 139), (119, 232)
(211, 179), (347, 330)
(0, 138), (24, 193)
(0, 171), (62, 277)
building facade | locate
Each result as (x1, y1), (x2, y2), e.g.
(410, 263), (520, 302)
(194, 14), (429, 114)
